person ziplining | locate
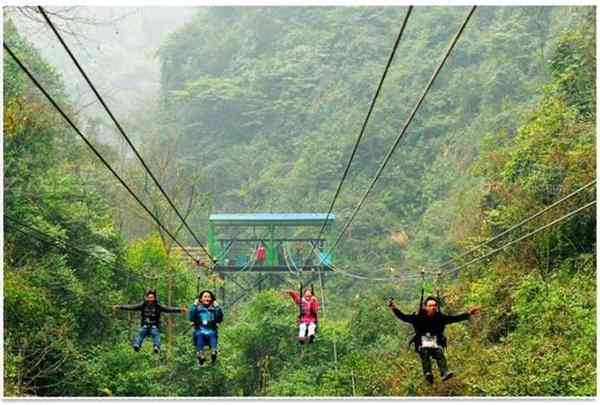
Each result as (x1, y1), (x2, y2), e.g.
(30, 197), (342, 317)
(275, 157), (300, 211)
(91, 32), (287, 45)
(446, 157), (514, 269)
(388, 295), (480, 384)
(113, 288), (187, 354)
(286, 287), (320, 345)
(188, 290), (224, 366)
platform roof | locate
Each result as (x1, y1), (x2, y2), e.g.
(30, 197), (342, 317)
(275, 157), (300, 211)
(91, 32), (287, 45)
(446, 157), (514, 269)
(209, 213), (335, 226)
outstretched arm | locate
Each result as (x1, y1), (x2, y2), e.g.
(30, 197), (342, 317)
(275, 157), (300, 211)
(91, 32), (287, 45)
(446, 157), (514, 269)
(114, 302), (143, 311)
(388, 299), (416, 324)
(159, 304), (185, 314)
(443, 313), (470, 324)
(286, 289), (301, 305)
(443, 307), (480, 324)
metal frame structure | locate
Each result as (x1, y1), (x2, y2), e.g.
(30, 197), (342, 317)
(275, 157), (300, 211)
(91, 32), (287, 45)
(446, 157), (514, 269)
(206, 213), (335, 308)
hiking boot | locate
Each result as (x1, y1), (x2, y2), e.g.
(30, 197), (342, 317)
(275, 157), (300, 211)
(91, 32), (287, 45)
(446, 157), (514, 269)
(308, 335), (315, 344)
(441, 371), (454, 381)
(298, 339), (305, 345)
(153, 346), (160, 354)
(425, 373), (434, 385)
(211, 352), (218, 364)
(133, 345), (140, 352)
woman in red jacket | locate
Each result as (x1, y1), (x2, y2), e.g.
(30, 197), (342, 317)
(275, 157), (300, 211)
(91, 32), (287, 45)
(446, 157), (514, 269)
(286, 288), (320, 344)
(256, 242), (266, 264)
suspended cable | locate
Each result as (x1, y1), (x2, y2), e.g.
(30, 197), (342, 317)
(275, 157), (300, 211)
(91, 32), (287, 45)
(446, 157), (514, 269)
(443, 199), (596, 276)
(37, 6), (216, 266)
(5, 216), (123, 271)
(330, 264), (423, 282)
(237, 241), (260, 274)
(322, 6), (477, 264)
(3, 42), (198, 264)
(329, 199), (595, 282)
(437, 179), (596, 269)
(282, 241), (301, 277)
(310, 242), (423, 282)
(309, 6), (414, 260)
(315, 248), (339, 368)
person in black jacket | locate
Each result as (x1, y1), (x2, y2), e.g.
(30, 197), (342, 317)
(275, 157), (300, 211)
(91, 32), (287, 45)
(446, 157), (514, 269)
(113, 288), (186, 354)
(388, 296), (480, 384)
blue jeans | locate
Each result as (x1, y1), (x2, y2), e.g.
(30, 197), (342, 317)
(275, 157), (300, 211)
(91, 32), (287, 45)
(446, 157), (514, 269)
(134, 325), (160, 348)
(193, 329), (218, 351)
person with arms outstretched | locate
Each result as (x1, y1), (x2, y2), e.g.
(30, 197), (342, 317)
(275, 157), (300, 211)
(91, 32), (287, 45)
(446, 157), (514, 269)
(113, 288), (186, 354)
(388, 296), (480, 384)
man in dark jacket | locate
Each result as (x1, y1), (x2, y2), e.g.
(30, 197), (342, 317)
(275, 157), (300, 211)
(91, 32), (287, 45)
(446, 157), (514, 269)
(113, 288), (186, 354)
(388, 296), (480, 384)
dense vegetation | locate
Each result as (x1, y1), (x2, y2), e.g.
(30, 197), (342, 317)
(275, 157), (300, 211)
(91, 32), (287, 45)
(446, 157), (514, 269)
(3, 6), (596, 396)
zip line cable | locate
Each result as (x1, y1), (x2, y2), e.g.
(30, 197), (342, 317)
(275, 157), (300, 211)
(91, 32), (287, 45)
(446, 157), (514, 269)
(316, 253), (339, 368)
(311, 249), (422, 283)
(443, 199), (596, 276)
(6, 215), (168, 283)
(322, 6), (477, 265)
(5, 216), (124, 271)
(3, 42), (198, 264)
(437, 179), (596, 270)
(7, 219), (190, 331)
(37, 6), (216, 266)
(310, 6), (414, 260)
(325, 198), (595, 283)
(330, 264), (423, 282)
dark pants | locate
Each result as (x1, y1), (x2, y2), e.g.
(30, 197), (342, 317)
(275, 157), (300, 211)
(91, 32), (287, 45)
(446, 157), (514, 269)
(193, 329), (218, 352)
(419, 347), (449, 377)
(134, 325), (160, 348)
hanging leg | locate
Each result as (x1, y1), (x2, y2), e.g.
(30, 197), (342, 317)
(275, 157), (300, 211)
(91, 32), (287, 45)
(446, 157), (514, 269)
(433, 348), (453, 381)
(307, 322), (317, 344)
(133, 326), (149, 351)
(150, 326), (161, 354)
(419, 348), (435, 384)
(298, 324), (306, 359)
(195, 331), (207, 366)
(298, 323), (307, 344)
(209, 334), (218, 364)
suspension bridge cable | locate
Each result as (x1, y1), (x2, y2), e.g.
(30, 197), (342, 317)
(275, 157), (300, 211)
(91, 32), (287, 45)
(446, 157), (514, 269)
(309, 6), (414, 259)
(3, 42), (198, 263)
(443, 199), (596, 276)
(437, 179), (596, 269)
(37, 6), (216, 265)
(323, 6), (477, 264)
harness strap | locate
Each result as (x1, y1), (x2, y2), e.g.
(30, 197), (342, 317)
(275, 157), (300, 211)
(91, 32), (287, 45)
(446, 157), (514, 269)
(418, 269), (426, 312)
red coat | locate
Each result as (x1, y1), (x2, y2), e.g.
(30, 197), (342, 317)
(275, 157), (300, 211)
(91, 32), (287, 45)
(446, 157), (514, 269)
(256, 245), (266, 262)
(288, 291), (320, 324)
